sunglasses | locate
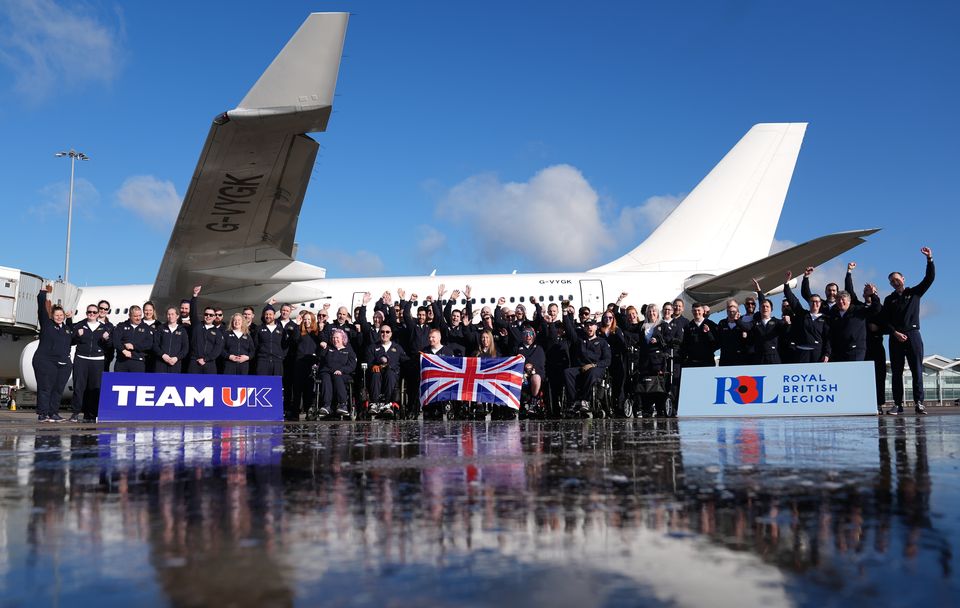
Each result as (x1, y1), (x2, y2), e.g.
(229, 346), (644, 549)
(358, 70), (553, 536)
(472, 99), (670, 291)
(215, 313), (223, 317)
(98, 307), (109, 311)
(86, 310), (98, 315)
(380, 330), (391, 335)
(203, 313), (215, 317)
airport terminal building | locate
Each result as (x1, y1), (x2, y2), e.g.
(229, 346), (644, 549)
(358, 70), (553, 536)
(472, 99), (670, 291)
(888, 354), (960, 405)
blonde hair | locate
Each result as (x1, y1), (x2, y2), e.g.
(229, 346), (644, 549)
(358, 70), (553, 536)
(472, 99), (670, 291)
(474, 329), (498, 357)
(229, 313), (249, 335)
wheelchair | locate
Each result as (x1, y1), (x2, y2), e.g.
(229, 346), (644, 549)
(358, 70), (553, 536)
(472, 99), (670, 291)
(359, 364), (406, 420)
(308, 363), (357, 421)
(559, 366), (613, 419)
(622, 347), (675, 418)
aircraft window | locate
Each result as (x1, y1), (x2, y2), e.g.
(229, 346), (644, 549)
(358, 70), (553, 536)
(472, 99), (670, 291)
(519, 297), (525, 302)
(480, 298), (486, 304)
(569, 294), (574, 300)
(548, 296), (554, 302)
(538, 296), (544, 302)
(310, 303), (315, 308)
(461, 298), (467, 305)
(114, 308), (119, 314)
(123, 308), (128, 314)
(509, 297), (515, 303)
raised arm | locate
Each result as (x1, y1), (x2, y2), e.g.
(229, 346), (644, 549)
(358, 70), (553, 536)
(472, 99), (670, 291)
(751, 278), (766, 305)
(190, 285), (202, 327)
(358, 293), (373, 333)
(845, 262), (862, 305)
(800, 267), (814, 303)
(783, 271), (807, 313)
(913, 247), (935, 295)
(562, 306), (578, 339)
(36, 287), (53, 329)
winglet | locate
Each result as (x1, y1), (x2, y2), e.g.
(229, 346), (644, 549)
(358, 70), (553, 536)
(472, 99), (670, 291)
(233, 12), (348, 131)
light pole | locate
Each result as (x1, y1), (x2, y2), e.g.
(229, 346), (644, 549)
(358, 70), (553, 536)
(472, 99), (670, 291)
(54, 149), (89, 283)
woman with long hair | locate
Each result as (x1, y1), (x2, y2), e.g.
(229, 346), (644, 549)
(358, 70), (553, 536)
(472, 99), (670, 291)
(473, 329), (498, 358)
(636, 303), (668, 417)
(222, 313), (254, 375)
(292, 311), (322, 421)
(598, 308), (627, 415)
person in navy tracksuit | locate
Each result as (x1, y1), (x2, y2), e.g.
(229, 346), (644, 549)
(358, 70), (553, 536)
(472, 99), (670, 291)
(366, 324), (408, 418)
(112, 305), (154, 372)
(782, 272), (831, 364)
(69, 303), (111, 421)
(883, 247), (936, 416)
(154, 307), (189, 373)
(222, 312), (255, 375)
(32, 286), (73, 422)
(187, 286), (224, 374)
(254, 305), (288, 375)
(317, 328), (357, 417)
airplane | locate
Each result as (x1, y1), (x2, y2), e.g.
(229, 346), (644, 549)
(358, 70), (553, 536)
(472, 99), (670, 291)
(5, 12), (878, 392)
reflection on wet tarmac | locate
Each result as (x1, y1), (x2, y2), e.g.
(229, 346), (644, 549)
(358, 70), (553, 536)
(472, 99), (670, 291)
(0, 417), (957, 607)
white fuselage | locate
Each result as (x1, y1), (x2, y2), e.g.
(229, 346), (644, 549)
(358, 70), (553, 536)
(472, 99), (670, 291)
(82, 270), (697, 326)
(8, 268), (731, 392)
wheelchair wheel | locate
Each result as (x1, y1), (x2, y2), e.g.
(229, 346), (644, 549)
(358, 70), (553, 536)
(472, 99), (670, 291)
(662, 393), (676, 418)
(622, 396), (635, 419)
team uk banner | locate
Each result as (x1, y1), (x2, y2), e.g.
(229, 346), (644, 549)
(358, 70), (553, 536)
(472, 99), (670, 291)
(678, 361), (877, 417)
(98, 372), (283, 422)
(420, 354), (525, 410)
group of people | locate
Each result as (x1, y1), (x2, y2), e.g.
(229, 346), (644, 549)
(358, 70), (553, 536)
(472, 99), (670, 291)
(699, 246), (935, 415)
(30, 247), (934, 422)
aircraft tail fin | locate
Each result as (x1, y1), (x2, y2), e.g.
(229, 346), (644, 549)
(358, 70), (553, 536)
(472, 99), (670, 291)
(232, 12), (348, 132)
(590, 123), (807, 274)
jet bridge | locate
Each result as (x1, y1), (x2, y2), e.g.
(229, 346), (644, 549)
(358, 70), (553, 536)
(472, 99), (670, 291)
(0, 266), (81, 384)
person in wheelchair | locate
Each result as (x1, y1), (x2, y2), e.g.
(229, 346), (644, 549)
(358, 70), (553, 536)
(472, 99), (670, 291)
(422, 329), (456, 419)
(562, 308), (611, 416)
(630, 303), (670, 417)
(366, 324), (408, 419)
(317, 328), (357, 418)
(515, 326), (546, 416)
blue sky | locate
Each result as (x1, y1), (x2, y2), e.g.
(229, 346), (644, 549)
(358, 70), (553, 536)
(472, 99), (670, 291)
(1, 1), (957, 354)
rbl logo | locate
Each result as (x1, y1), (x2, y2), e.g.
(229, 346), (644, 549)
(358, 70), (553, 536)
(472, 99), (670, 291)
(714, 376), (779, 405)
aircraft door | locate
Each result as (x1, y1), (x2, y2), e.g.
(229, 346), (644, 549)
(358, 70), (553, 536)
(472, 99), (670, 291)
(579, 280), (604, 314)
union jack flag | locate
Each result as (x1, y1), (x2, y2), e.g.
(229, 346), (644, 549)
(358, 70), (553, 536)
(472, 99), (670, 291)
(420, 354), (525, 410)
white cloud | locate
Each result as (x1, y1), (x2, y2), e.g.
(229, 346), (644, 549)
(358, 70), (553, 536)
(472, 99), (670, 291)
(415, 224), (447, 260)
(920, 300), (940, 320)
(437, 164), (686, 271)
(0, 0), (124, 100)
(27, 177), (99, 219)
(116, 175), (181, 228)
(612, 193), (685, 246)
(301, 245), (385, 277)
(439, 165), (613, 269)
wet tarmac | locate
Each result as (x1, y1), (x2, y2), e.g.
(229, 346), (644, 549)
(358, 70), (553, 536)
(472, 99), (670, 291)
(0, 416), (957, 607)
